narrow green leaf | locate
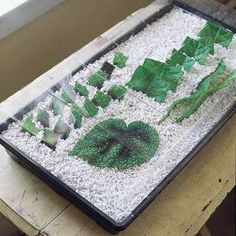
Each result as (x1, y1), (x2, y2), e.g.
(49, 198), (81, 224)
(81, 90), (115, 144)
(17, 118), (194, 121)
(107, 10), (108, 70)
(159, 61), (232, 124)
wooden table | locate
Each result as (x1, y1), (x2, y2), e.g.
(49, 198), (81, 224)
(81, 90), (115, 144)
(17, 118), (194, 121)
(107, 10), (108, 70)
(0, 1), (235, 235)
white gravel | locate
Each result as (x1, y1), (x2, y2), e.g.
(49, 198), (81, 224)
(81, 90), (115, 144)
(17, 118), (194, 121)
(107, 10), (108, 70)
(2, 7), (236, 222)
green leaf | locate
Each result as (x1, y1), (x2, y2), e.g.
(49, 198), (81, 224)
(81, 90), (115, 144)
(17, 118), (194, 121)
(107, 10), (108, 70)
(196, 60), (226, 95)
(69, 119), (159, 170)
(113, 52), (128, 68)
(83, 98), (98, 117)
(159, 61), (231, 123)
(43, 129), (60, 149)
(127, 59), (183, 103)
(36, 109), (49, 128)
(166, 49), (195, 72)
(61, 84), (76, 103)
(71, 104), (83, 129)
(92, 91), (112, 108)
(180, 37), (210, 65)
(50, 97), (65, 116)
(21, 116), (40, 136)
(88, 70), (109, 88)
(108, 85), (127, 100)
(74, 82), (89, 97)
(198, 22), (234, 49)
(54, 118), (71, 140)
(143, 59), (183, 91)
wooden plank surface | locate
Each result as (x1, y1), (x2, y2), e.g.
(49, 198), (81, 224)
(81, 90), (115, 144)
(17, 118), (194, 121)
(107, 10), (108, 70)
(0, 0), (235, 235)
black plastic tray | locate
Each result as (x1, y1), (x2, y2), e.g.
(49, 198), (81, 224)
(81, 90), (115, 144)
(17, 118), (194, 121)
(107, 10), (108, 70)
(0, 1), (235, 233)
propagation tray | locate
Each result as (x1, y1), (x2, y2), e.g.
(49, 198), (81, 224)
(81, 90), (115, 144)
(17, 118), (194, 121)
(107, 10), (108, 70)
(0, 0), (235, 233)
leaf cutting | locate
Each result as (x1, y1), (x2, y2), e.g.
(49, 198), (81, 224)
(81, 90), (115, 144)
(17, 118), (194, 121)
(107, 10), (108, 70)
(159, 61), (235, 123)
(198, 22), (233, 50)
(69, 119), (159, 170)
(127, 58), (184, 102)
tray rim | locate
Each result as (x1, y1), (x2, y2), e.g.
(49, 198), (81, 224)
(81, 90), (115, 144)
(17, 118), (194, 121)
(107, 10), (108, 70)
(0, 1), (236, 233)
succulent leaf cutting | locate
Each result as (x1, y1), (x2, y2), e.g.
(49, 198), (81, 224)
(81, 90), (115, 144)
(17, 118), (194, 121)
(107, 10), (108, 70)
(69, 119), (159, 170)
(160, 61), (236, 123)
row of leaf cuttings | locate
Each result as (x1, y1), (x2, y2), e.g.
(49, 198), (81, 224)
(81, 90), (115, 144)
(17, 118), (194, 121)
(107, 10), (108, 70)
(20, 51), (129, 149)
(128, 22), (234, 102)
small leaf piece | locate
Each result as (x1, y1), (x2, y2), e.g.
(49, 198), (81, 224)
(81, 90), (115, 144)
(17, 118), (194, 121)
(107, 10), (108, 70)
(92, 91), (112, 108)
(198, 22), (234, 49)
(74, 82), (89, 97)
(50, 97), (65, 116)
(61, 84), (76, 103)
(21, 116), (40, 136)
(101, 61), (115, 77)
(54, 118), (71, 140)
(88, 70), (109, 88)
(180, 37), (210, 65)
(69, 119), (159, 170)
(108, 85), (127, 100)
(113, 52), (128, 68)
(71, 104), (83, 129)
(83, 98), (98, 117)
(43, 129), (59, 149)
(36, 109), (49, 128)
